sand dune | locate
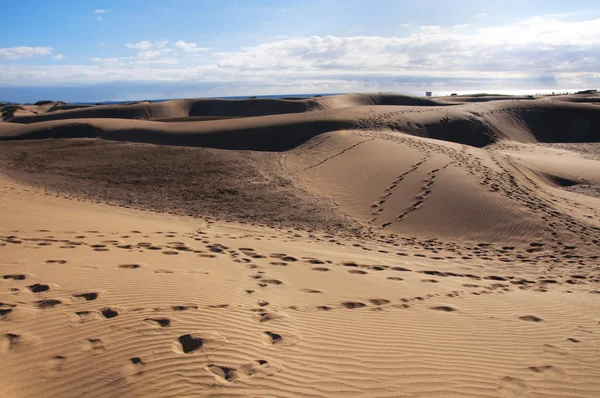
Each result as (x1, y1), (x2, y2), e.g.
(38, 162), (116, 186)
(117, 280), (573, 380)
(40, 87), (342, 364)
(2, 94), (599, 150)
(1, 93), (599, 397)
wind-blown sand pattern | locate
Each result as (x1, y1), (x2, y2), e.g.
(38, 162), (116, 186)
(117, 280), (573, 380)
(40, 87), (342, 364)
(1, 93), (599, 397)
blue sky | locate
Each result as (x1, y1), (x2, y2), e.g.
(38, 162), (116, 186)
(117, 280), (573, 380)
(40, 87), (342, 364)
(1, 0), (600, 102)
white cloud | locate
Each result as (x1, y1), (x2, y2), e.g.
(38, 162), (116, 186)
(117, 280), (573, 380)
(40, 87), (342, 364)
(53, 54), (66, 60)
(173, 40), (209, 52)
(475, 13), (487, 18)
(400, 24), (410, 28)
(0, 46), (53, 61)
(3, 16), (600, 94)
(90, 57), (125, 67)
(125, 40), (169, 50)
(94, 9), (108, 14)
(137, 50), (163, 60)
(130, 58), (178, 65)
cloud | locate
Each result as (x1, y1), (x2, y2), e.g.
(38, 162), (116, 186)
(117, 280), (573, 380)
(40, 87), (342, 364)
(0, 46), (53, 61)
(173, 40), (209, 52)
(3, 16), (600, 97)
(53, 54), (66, 60)
(475, 13), (487, 18)
(90, 57), (125, 67)
(95, 9), (108, 21)
(137, 50), (163, 60)
(400, 24), (410, 28)
(125, 40), (169, 50)
(130, 58), (178, 65)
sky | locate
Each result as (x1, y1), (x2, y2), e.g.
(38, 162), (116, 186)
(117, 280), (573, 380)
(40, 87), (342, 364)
(1, 0), (600, 102)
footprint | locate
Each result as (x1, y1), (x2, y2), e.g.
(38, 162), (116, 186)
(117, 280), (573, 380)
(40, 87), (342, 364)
(312, 267), (330, 272)
(542, 344), (569, 357)
(45, 260), (67, 264)
(143, 318), (171, 328)
(27, 283), (50, 293)
(3, 274), (26, 280)
(237, 359), (281, 379)
(252, 311), (281, 323)
(175, 334), (203, 353)
(208, 304), (229, 309)
(84, 338), (105, 351)
(262, 331), (283, 344)
(498, 376), (529, 397)
(122, 357), (146, 377)
(341, 301), (366, 309)
(45, 356), (67, 376)
(300, 289), (322, 294)
(0, 306), (14, 317)
(528, 365), (567, 379)
(519, 315), (543, 322)
(171, 305), (198, 311)
(118, 264), (141, 269)
(37, 299), (62, 308)
(259, 279), (283, 285)
(162, 251), (179, 255)
(387, 277), (403, 281)
(430, 306), (457, 312)
(205, 365), (238, 383)
(74, 311), (96, 322)
(0, 333), (20, 353)
(73, 292), (98, 301)
(348, 269), (368, 275)
(369, 299), (390, 306)
(100, 307), (119, 318)
(269, 253), (288, 259)
(316, 306), (332, 311)
(173, 332), (227, 354)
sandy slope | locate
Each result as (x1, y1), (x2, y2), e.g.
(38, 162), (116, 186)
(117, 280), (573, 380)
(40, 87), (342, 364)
(1, 93), (600, 397)
(2, 175), (599, 398)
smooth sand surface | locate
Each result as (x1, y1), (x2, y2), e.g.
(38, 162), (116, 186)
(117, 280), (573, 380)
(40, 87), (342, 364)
(1, 93), (599, 397)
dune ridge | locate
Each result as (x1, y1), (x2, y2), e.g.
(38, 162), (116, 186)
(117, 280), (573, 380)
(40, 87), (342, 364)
(2, 94), (599, 151)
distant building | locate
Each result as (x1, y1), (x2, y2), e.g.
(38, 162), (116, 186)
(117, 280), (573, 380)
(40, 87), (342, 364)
(425, 91), (432, 97)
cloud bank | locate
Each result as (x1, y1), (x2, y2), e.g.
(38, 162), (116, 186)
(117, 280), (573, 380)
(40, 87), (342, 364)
(0, 47), (53, 61)
(2, 15), (599, 100)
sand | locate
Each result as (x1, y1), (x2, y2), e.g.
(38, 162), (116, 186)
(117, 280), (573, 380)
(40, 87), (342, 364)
(1, 93), (599, 397)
